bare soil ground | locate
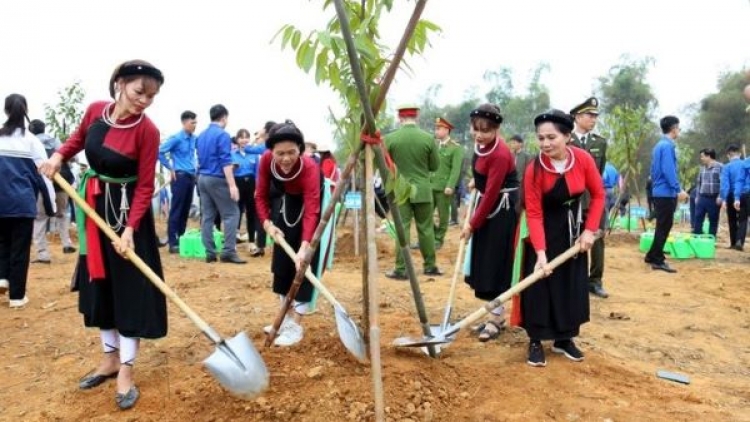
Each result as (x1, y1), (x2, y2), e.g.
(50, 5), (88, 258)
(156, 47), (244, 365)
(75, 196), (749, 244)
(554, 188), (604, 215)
(1, 217), (749, 421)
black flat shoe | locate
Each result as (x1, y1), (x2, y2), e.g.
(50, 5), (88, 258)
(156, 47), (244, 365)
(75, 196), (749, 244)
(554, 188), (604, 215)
(79, 371), (118, 390)
(220, 254), (247, 264)
(423, 267), (443, 276)
(62, 246), (77, 254)
(651, 262), (677, 273)
(205, 254), (217, 263)
(115, 385), (140, 410)
(589, 284), (609, 298)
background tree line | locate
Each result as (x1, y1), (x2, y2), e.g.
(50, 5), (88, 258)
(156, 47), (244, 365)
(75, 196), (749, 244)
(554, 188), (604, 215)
(394, 55), (749, 202)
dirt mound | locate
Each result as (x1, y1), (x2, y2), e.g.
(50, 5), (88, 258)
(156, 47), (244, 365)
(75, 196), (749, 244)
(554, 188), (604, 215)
(1, 221), (748, 421)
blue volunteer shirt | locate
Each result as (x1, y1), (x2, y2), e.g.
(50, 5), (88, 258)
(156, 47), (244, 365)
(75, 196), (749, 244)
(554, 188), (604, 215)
(158, 130), (196, 173)
(232, 149), (258, 178)
(650, 135), (680, 198)
(196, 123), (233, 178)
(740, 158), (750, 196)
(719, 156), (745, 201)
(602, 162), (619, 189)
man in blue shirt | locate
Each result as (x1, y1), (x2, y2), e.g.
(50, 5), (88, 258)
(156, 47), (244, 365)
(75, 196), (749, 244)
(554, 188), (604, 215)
(644, 115), (687, 273)
(196, 104), (245, 264)
(719, 144), (747, 250)
(158, 111), (197, 254)
(602, 162), (620, 222)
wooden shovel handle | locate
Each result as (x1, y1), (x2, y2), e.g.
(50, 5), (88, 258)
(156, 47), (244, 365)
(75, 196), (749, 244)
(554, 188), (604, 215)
(273, 234), (340, 307)
(454, 232), (602, 332)
(444, 190), (477, 309)
(53, 173), (222, 344)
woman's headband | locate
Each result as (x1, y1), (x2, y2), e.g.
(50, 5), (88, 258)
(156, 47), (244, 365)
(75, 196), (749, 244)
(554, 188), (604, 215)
(116, 64), (164, 84)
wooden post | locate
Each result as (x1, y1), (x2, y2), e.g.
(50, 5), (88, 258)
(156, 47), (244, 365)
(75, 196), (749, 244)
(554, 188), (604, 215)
(352, 172), (360, 256)
(364, 144), (383, 421)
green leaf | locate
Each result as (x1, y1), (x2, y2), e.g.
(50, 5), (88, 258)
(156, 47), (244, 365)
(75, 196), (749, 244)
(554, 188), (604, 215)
(296, 40), (309, 71)
(314, 49), (329, 85)
(291, 29), (302, 50)
(318, 31), (333, 49)
(419, 19), (442, 33)
(328, 63), (341, 89)
(303, 40), (317, 72)
(280, 25), (295, 50)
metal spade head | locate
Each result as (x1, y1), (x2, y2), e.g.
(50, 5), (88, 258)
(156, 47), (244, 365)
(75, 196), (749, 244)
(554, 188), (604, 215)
(203, 332), (269, 400)
(333, 304), (368, 363)
(393, 324), (458, 349)
(421, 325), (448, 355)
(393, 334), (454, 348)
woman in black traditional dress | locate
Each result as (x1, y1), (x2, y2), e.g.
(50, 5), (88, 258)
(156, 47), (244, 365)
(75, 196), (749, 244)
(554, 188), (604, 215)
(521, 109), (604, 367)
(255, 120), (323, 347)
(462, 103), (519, 342)
(40, 60), (166, 409)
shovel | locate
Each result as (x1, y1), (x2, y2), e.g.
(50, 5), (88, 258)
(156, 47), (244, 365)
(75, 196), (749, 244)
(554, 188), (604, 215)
(273, 235), (368, 363)
(424, 191), (477, 354)
(393, 238), (589, 349)
(54, 173), (269, 399)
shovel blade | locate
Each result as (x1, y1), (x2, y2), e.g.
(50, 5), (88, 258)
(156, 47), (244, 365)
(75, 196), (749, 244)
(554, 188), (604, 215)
(420, 325), (447, 355)
(203, 332), (269, 400)
(393, 334), (454, 348)
(333, 304), (368, 363)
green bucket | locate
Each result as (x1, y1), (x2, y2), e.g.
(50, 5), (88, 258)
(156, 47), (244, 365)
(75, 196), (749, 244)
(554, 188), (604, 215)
(670, 235), (695, 259)
(689, 234), (716, 259)
(619, 216), (639, 231)
(639, 232), (654, 253)
(179, 228), (201, 258)
(178, 229), (224, 259)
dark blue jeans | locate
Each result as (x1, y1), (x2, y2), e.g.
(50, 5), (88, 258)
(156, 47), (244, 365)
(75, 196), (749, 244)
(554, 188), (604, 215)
(167, 172), (196, 247)
(692, 194), (720, 236)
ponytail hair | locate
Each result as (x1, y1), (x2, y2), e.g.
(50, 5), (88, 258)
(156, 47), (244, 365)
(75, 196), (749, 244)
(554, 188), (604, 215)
(0, 94), (30, 137)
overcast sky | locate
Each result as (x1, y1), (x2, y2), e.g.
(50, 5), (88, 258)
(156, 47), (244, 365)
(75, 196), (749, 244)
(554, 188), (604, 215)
(1, 0), (748, 145)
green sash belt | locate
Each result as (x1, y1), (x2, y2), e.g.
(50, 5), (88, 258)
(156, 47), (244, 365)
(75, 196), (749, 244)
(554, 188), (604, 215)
(76, 169), (138, 255)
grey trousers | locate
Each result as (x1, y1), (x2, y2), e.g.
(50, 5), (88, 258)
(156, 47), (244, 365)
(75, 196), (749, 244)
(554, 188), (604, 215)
(33, 193), (73, 260)
(197, 175), (239, 256)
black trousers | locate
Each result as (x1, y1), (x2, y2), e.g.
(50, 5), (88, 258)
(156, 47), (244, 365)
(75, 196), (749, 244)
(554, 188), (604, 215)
(0, 218), (34, 300)
(646, 198), (677, 264)
(236, 176), (266, 247)
(726, 193), (749, 247)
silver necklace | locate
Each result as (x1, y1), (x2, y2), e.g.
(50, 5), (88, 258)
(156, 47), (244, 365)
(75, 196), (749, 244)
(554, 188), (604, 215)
(539, 147), (576, 174)
(280, 196), (304, 227)
(101, 102), (144, 129)
(270, 157), (304, 182)
(474, 139), (499, 157)
(104, 183), (130, 231)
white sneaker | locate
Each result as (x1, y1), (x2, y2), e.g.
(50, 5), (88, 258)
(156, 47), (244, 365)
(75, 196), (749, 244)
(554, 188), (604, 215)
(263, 316), (292, 335)
(9, 296), (29, 308)
(273, 321), (304, 347)
(0, 279), (8, 294)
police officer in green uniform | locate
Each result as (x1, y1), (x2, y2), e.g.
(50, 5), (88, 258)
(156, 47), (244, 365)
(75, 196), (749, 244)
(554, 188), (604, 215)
(385, 105), (442, 279)
(431, 117), (464, 249)
(570, 97), (609, 298)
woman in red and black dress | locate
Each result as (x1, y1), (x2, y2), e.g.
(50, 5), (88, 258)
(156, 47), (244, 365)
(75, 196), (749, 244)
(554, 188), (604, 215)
(40, 60), (166, 409)
(461, 104), (519, 342)
(521, 109), (604, 367)
(255, 120), (323, 347)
